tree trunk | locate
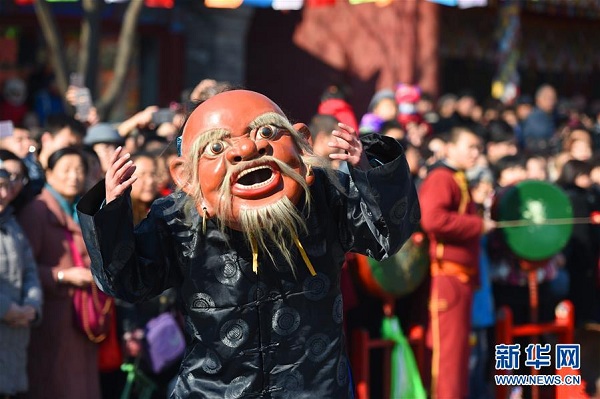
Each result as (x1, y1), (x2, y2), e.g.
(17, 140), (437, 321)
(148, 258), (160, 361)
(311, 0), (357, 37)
(79, 0), (104, 99)
(33, 0), (70, 108)
(95, 0), (144, 119)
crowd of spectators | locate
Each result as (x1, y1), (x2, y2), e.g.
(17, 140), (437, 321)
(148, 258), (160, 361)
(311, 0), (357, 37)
(0, 74), (599, 398)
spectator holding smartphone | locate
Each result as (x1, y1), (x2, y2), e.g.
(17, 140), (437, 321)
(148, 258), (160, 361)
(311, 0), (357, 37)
(65, 85), (99, 127)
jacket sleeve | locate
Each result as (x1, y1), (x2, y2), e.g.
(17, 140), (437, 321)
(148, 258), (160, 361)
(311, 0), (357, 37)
(330, 134), (420, 260)
(19, 233), (43, 325)
(419, 169), (483, 241)
(77, 181), (182, 303)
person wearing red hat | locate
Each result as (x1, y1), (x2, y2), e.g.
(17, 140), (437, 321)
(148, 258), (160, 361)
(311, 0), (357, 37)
(317, 84), (359, 134)
(396, 84), (432, 147)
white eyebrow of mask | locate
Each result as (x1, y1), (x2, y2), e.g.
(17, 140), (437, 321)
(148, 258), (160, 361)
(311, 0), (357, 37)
(249, 113), (292, 131)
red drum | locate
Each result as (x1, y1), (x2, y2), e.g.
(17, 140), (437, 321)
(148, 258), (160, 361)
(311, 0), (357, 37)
(354, 232), (429, 299)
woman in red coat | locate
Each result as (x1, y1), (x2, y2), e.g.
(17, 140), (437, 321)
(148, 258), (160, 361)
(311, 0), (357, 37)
(18, 147), (101, 399)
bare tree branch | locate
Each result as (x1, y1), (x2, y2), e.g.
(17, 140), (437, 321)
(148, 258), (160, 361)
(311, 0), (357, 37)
(79, 0), (104, 98)
(33, 0), (145, 120)
(96, 0), (144, 118)
(33, 0), (69, 105)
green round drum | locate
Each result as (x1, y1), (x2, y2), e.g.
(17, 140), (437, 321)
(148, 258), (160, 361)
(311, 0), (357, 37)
(366, 232), (429, 297)
(497, 180), (573, 261)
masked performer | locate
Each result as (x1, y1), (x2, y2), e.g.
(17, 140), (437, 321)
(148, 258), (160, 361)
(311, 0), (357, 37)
(77, 90), (419, 398)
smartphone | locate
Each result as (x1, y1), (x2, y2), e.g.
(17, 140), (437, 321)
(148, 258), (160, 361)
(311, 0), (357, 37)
(75, 87), (92, 121)
(0, 120), (14, 139)
(151, 108), (176, 125)
(70, 72), (84, 88)
(69, 73), (92, 121)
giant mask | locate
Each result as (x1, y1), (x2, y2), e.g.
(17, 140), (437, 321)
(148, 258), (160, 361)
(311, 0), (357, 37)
(171, 90), (317, 269)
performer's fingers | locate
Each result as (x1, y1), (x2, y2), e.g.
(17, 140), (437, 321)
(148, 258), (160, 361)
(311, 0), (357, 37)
(110, 146), (123, 165)
(336, 122), (356, 137)
(108, 152), (131, 179)
(114, 174), (138, 196)
(115, 162), (136, 183)
(329, 152), (350, 161)
(331, 128), (355, 145)
(328, 136), (351, 152)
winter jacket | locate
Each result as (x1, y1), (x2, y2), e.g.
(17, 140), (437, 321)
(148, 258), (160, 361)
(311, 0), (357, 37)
(419, 162), (482, 284)
(77, 135), (419, 398)
(18, 189), (101, 399)
(0, 207), (42, 395)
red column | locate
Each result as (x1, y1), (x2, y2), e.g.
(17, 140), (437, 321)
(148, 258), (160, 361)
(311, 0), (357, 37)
(417, 0), (439, 96)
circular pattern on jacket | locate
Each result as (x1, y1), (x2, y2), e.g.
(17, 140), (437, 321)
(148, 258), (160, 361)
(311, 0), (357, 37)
(409, 200), (421, 224)
(224, 376), (252, 399)
(272, 307), (300, 336)
(390, 196), (408, 224)
(303, 273), (330, 301)
(281, 370), (304, 394)
(201, 349), (222, 374)
(337, 355), (349, 386)
(215, 255), (241, 285)
(332, 294), (343, 324)
(220, 319), (249, 348)
(305, 333), (331, 362)
(191, 293), (215, 312)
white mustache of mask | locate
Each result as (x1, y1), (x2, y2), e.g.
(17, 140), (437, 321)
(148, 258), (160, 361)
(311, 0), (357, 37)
(219, 156), (308, 193)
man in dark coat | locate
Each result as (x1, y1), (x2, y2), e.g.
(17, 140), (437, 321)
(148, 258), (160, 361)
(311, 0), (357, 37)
(521, 84), (558, 154)
(77, 90), (419, 398)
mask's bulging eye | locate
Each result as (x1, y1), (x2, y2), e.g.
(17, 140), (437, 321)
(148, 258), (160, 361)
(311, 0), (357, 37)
(206, 141), (225, 155)
(257, 125), (277, 139)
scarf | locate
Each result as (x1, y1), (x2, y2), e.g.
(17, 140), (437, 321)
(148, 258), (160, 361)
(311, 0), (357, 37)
(45, 183), (80, 225)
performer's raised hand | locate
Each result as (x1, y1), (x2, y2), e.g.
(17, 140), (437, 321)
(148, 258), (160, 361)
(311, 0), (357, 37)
(106, 146), (137, 204)
(328, 122), (371, 170)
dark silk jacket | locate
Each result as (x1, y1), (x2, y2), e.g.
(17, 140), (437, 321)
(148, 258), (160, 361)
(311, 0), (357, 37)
(77, 135), (419, 399)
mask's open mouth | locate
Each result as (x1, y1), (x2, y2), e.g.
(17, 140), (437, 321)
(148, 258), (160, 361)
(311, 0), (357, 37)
(231, 162), (282, 199)
(236, 165), (274, 188)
